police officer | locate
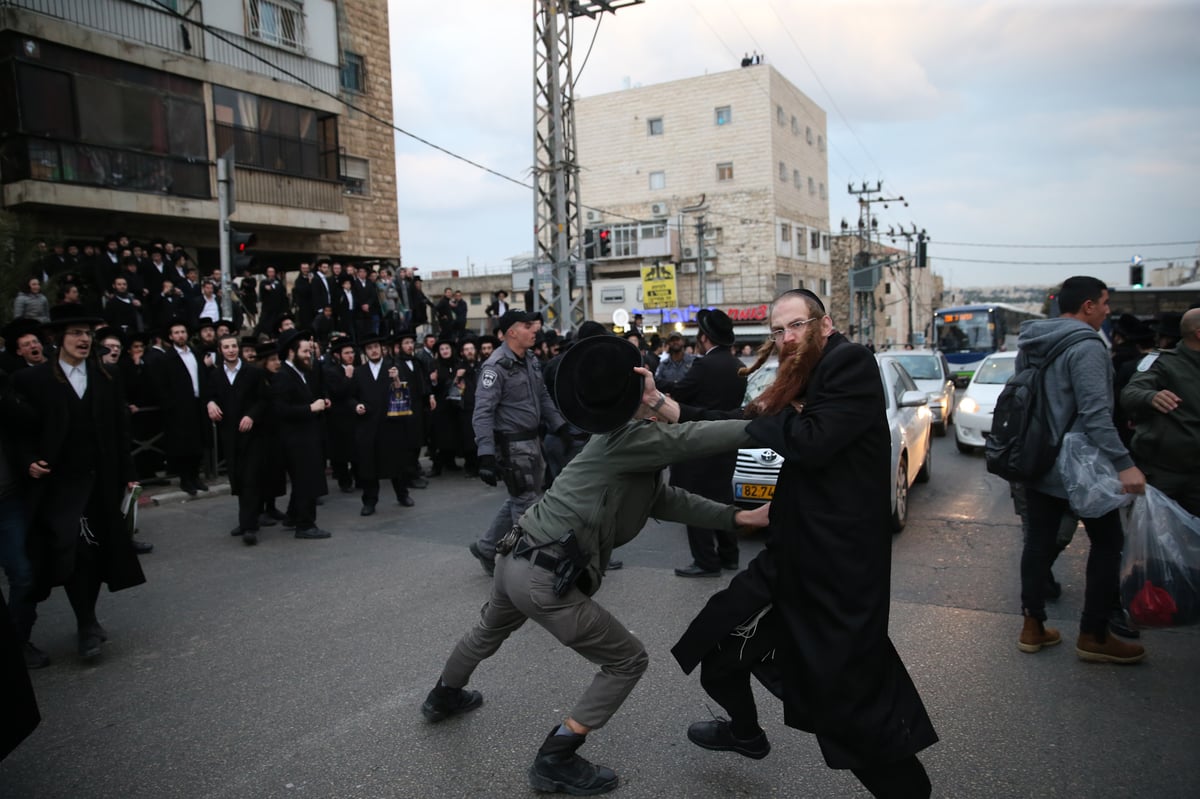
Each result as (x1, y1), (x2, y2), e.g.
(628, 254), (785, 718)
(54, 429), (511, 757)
(468, 310), (566, 575)
(422, 336), (770, 795)
(1120, 307), (1200, 515)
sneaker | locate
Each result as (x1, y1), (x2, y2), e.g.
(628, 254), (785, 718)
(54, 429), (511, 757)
(528, 727), (618, 796)
(421, 683), (484, 722)
(1076, 632), (1145, 664)
(469, 542), (495, 577)
(686, 719), (771, 760)
(1017, 617), (1061, 653)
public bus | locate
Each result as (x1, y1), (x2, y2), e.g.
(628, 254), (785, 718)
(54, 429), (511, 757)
(932, 303), (1044, 385)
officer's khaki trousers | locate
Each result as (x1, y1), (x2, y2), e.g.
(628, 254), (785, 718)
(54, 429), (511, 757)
(440, 550), (649, 729)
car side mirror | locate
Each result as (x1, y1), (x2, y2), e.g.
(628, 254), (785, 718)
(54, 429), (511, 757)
(899, 390), (929, 408)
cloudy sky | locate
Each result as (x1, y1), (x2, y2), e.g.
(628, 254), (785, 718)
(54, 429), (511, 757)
(387, 0), (1200, 289)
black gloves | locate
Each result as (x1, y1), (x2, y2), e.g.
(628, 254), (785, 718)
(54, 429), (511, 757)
(479, 454), (499, 487)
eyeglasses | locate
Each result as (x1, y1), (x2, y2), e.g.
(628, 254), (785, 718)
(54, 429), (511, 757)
(768, 317), (822, 342)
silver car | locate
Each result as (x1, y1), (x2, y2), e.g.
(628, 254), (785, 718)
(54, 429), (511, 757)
(731, 355), (933, 531)
(879, 351), (956, 437)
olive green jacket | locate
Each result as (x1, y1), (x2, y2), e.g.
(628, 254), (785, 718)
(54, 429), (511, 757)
(1120, 343), (1200, 474)
(519, 418), (753, 595)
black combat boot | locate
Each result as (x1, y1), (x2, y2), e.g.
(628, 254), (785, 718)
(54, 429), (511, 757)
(421, 681), (483, 722)
(528, 726), (618, 796)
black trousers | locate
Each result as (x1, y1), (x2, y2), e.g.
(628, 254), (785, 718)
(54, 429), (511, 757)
(287, 494), (317, 529)
(63, 541), (102, 629)
(698, 609), (931, 799)
(687, 523), (739, 572)
(361, 477), (409, 505)
(237, 490), (260, 531)
(1021, 487), (1123, 636)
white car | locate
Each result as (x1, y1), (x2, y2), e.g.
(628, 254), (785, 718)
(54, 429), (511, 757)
(731, 354), (933, 531)
(879, 351), (956, 436)
(954, 351), (1019, 453)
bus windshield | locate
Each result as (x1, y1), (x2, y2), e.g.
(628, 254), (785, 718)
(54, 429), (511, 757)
(935, 312), (993, 353)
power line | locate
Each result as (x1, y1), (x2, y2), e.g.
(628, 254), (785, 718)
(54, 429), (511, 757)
(931, 254), (1195, 267)
(931, 239), (1200, 250)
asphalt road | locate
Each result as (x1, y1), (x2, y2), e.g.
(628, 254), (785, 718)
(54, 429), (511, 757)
(3, 434), (1199, 798)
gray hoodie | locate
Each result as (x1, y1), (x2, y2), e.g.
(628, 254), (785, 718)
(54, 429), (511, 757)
(1016, 317), (1133, 499)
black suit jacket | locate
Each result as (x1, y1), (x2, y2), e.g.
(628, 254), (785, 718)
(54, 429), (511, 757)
(205, 362), (267, 493)
(269, 363), (328, 497)
(152, 348), (206, 458)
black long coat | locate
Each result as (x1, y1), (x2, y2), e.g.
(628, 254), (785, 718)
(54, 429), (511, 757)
(350, 358), (422, 480)
(323, 361), (358, 466)
(8, 360), (146, 600)
(431, 357), (465, 456)
(152, 347), (207, 459)
(268, 363), (329, 498)
(204, 362), (267, 495)
(671, 334), (937, 770)
(667, 345), (746, 500)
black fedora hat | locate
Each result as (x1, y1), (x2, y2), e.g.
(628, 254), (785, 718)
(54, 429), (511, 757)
(1152, 312), (1182, 340)
(43, 304), (104, 329)
(3, 317), (43, 342)
(329, 335), (357, 353)
(1114, 313), (1155, 345)
(254, 341), (278, 359)
(696, 308), (735, 347)
(277, 328), (312, 356)
(554, 336), (643, 434)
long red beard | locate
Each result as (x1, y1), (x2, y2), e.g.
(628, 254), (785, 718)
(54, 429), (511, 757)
(747, 327), (825, 417)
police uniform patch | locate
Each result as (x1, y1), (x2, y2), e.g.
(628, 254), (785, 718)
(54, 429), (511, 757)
(1136, 353), (1159, 372)
(481, 368), (498, 388)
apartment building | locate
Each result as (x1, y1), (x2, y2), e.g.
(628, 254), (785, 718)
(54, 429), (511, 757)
(830, 234), (944, 348)
(576, 62), (830, 338)
(0, 0), (398, 268)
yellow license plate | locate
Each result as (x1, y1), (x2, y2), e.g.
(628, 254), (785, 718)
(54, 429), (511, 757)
(737, 483), (775, 500)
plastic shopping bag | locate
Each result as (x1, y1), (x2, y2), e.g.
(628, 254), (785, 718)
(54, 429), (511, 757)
(1057, 433), (1132, 518)
(1119, 486), (1200, 626)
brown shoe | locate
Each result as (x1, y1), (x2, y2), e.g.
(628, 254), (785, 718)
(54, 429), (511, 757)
(1017, 616), (1062, 653)
(1076, 632), (1145, 664)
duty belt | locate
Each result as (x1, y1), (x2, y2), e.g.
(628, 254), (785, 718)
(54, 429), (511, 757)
(512, 534), (564, 572)
(496, 429), (539, 443)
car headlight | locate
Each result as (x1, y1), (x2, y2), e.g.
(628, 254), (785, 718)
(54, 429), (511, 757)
(958, 397), (979, 414)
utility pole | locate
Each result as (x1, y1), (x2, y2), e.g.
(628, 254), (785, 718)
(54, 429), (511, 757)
(532, 0), (643, 332)
(695, 214), (707, 305)
(217, 152), (235, 320)
(886, 224), (928, 346)
(846, 181), (905, 345)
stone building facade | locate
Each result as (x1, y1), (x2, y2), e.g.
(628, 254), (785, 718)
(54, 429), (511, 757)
(0, 0), (399, 272)
(575, 63), (831, 339)
(831, 234), (944, 348)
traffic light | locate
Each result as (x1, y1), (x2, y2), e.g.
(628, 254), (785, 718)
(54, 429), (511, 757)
(584, 228), (596, 260)
(1130, 264), (1144, 287)
(598, 228), (611, 257)
(916, 236), (927, 269)
(230, 227), (257, 274)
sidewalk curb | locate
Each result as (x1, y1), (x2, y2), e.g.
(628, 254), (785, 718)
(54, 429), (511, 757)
(148, 482), (232, 506)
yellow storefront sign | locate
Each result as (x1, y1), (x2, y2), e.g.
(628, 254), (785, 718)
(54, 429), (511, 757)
(640, 263), (677, 309)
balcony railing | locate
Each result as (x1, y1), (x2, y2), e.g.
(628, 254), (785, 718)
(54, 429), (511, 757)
(2, 0), (339, 94)
(2, 135), (212, 199)
(230, 166), (343, 214)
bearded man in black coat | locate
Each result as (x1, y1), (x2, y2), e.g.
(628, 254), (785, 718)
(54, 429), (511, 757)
(153, 320), (209, 495)
(7, 305), (146, 664)
(651, 289), (937, 798)
(271, 330), (332, 539)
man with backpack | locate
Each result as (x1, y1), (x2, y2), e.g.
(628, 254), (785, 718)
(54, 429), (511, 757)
(1014, 276), (1146, 664)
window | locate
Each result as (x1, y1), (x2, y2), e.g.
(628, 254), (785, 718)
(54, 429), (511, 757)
(822, 234), (830, 251)
(715, 106), (731, 126)
(811, 231), (821, 250)
(793, 169), (801, 189)
(885, 283), (892, 295)
(795, 227), (807, 256)
(817, 134), (825, 152)
(340, 52), (365, 94)
(777, 105), (785, 125)
(796, 279), (805, 290)
(716, 162), (733, 181)
(706, 227), (724, 245)
(776, 273), (792, 294)
(647, 117), (663, 136)
(819, 182), (827, 200)
(470, 294), (482, 305)
(791, 116), (798, 134)
(609, 224), (639, 258)
(820, 278), (829, 295)
(649, 170), (665, 190)
(808, 177), (815, 195)
(779, 161), (787, 181)
(806, 126), (814, 145)
(214, 85), (338, 181)
(341, 154), (369, 195)
(780, 223), (790, 242)
(246, 0), (303, 50)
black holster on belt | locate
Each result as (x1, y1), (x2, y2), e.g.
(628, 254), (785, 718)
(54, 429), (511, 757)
(551, 531), (589, 596)
(495, 433), (530, 495)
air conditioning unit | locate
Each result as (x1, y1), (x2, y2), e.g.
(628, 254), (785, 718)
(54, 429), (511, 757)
(650, 202), (667, 217)
(682, 247), (694, 259)
(679, 262), (697, 274)
(585, 210), (599, 222)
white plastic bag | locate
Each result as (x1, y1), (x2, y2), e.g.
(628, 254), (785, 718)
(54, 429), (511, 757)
(1120, 487), (1200, 626)
(1057, 433), (1132, 518)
